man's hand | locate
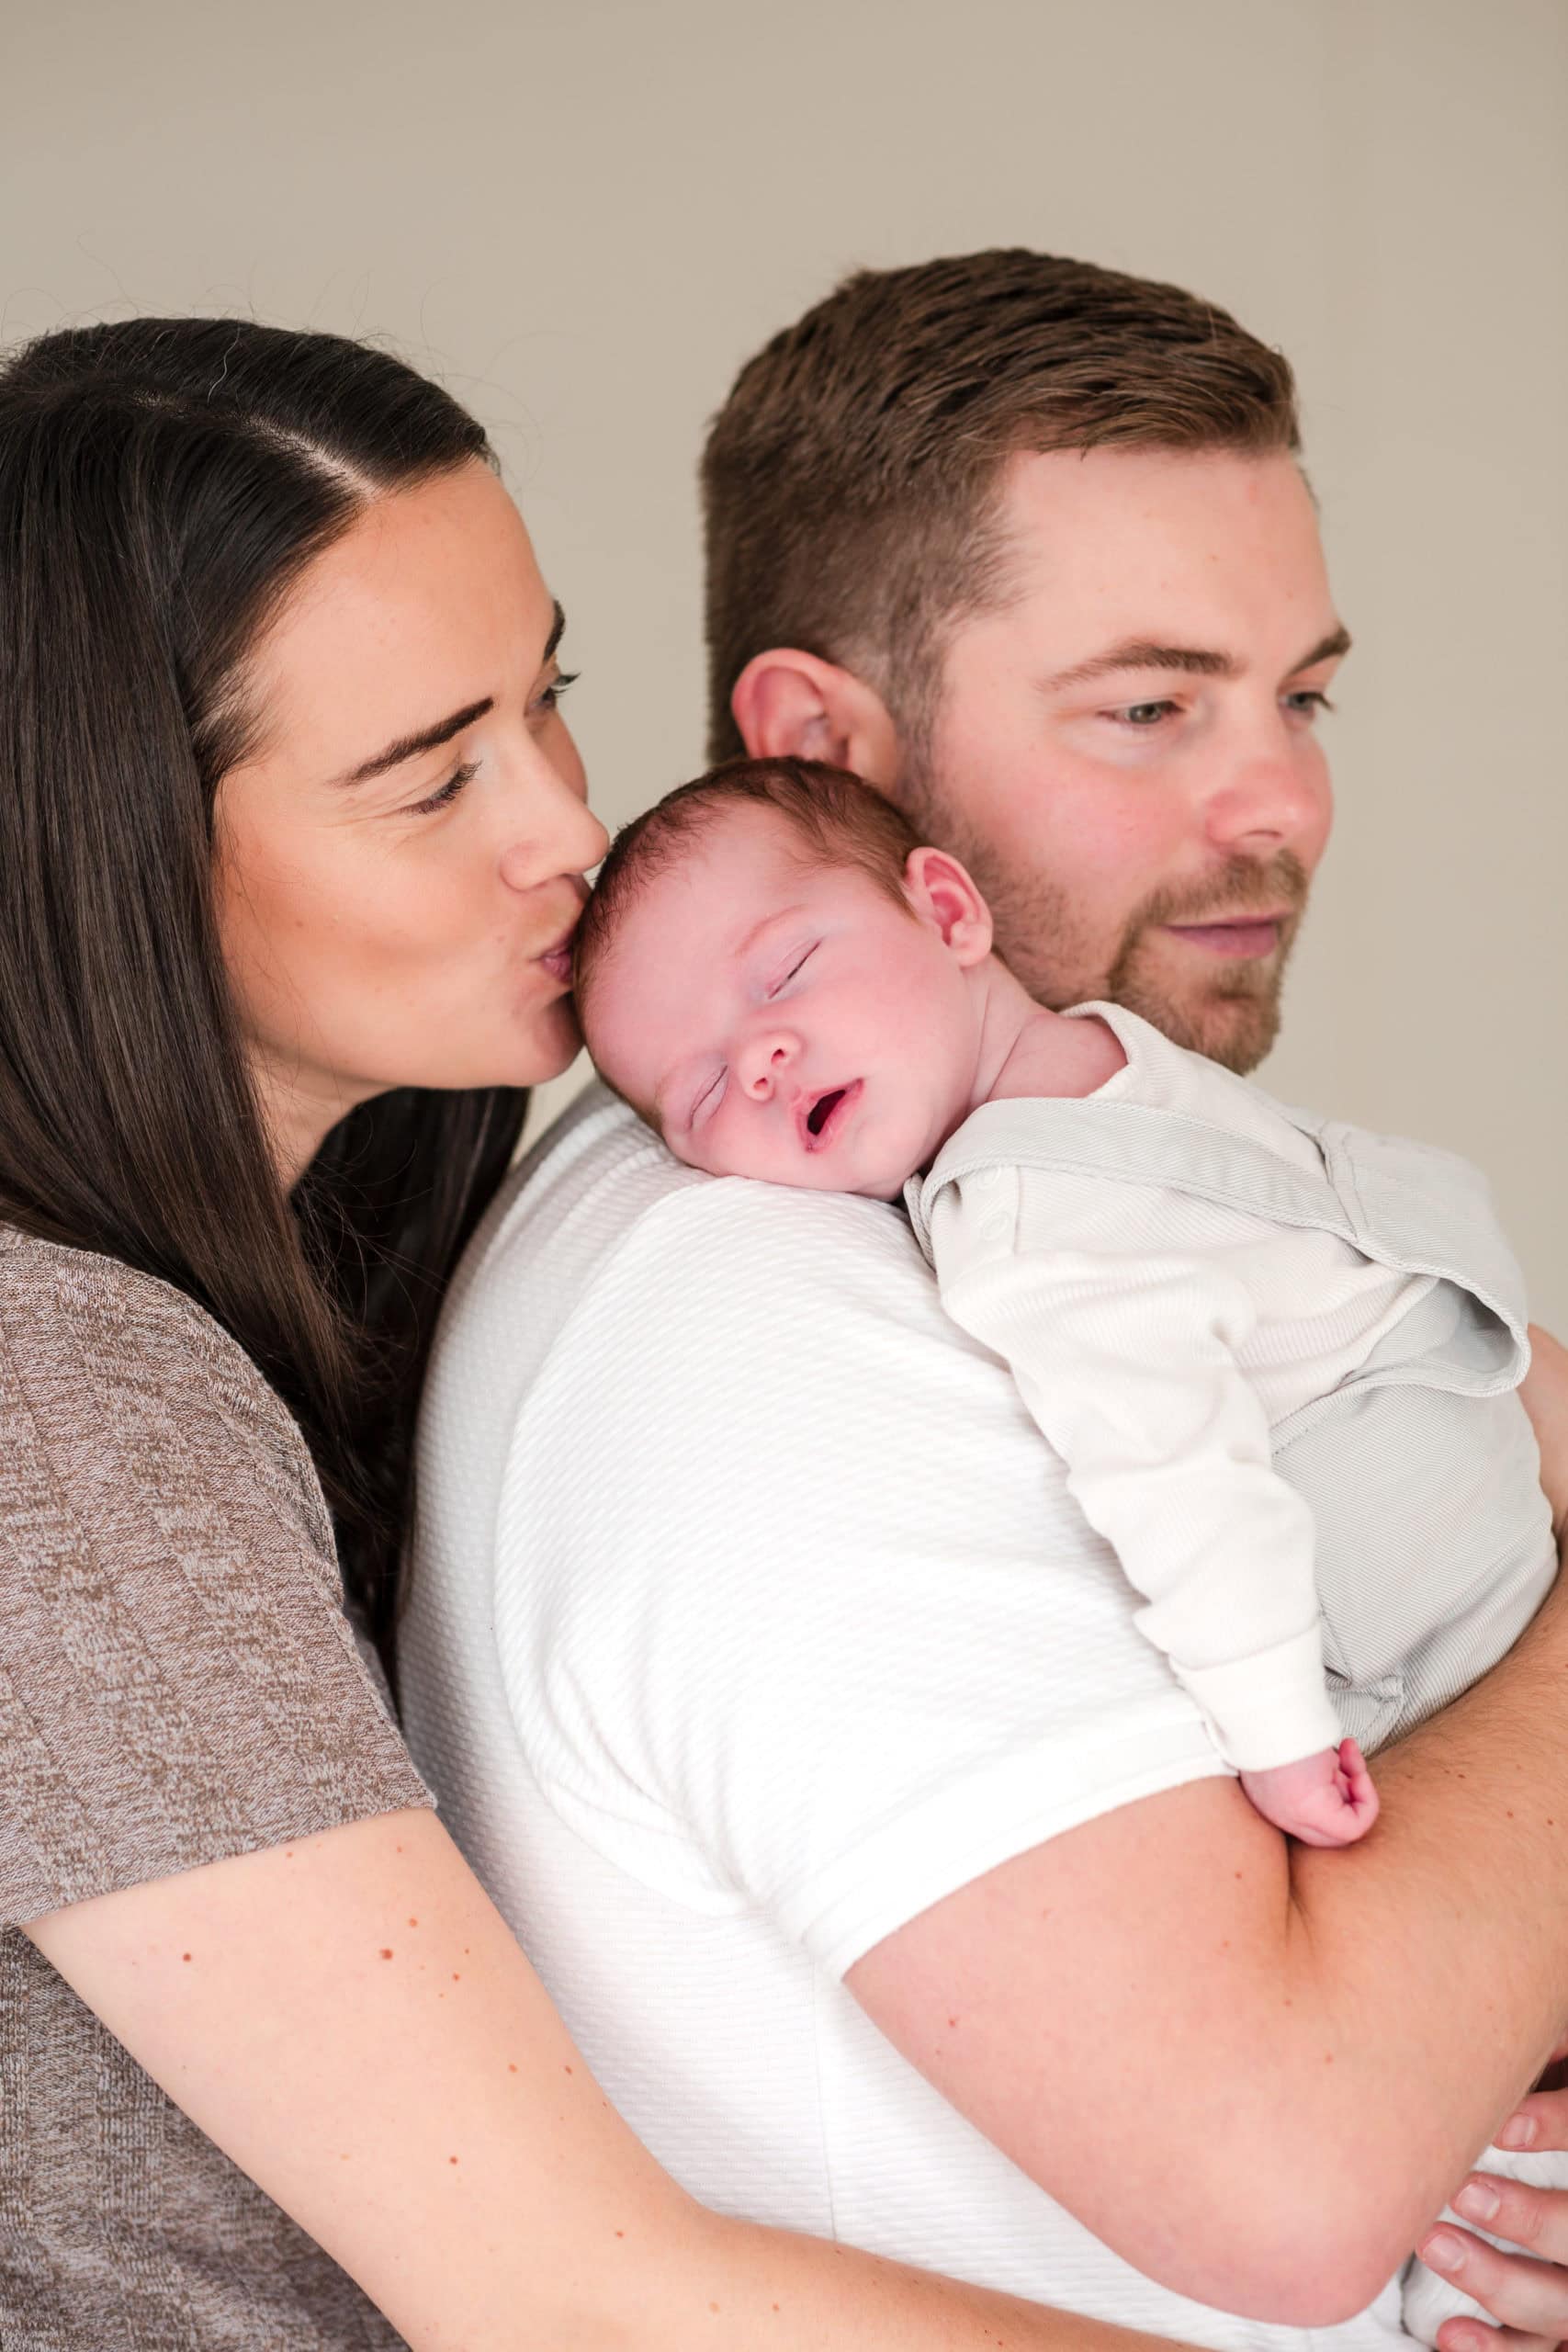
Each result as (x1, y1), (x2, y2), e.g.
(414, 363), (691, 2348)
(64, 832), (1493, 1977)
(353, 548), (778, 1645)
(1416, 2085), (1568, 2352)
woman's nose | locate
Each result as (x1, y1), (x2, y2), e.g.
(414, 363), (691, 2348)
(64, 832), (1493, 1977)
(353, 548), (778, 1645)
(498, 778), (608, 896)
(739, 1032), (799, 1100)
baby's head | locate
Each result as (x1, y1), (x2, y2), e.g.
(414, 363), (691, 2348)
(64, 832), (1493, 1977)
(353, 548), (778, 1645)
(576, 758), (996, 1199)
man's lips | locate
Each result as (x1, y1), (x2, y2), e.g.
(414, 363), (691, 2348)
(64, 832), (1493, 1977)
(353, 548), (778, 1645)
(798, 1079), (862, 1152)
(1161, 912), (1292, 960)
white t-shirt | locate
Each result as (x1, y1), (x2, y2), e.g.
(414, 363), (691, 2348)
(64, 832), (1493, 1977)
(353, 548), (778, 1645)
(399, 1084), (1404, 2352)
(915, 1001), (1434, 1770)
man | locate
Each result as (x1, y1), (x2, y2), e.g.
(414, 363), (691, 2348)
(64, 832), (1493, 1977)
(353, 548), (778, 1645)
(400, 252), (1568, 2349)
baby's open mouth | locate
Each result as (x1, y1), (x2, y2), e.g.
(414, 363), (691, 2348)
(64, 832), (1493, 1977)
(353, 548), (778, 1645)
(801, 1081), (861, 1150)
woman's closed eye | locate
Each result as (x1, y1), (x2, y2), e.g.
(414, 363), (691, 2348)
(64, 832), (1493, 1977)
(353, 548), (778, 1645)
(406, 759), (479, 817)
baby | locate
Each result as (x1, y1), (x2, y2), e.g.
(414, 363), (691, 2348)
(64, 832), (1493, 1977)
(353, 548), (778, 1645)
(575, 754), (1562, 2336)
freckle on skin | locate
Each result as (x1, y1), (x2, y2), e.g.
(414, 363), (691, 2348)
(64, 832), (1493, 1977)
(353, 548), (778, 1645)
(563, 2064), (573, 2075)
(449, 2155), (458, 2165)
(182, 1953), (192, 1962)
(947, 2017), (958, 2029)
(709, 2302), (719, 2313)
(508, 2064), (518, 2074)
(615, 2230), (625, 2239)
(453, 1973), (461, 1982)
(408, 1917), (419, 1927)
(379, 1949), (394, 1960)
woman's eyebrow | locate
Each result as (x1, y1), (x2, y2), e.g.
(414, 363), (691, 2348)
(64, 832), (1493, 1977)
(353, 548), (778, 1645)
(335, 698), (494, 787)
(333, 602), (570, 787)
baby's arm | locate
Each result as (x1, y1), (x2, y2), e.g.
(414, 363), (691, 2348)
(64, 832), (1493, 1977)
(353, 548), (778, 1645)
(931, 1195), (1372, 1842)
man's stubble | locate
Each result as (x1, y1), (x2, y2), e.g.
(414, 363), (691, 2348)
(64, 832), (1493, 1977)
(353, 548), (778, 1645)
(896, 770), (1310, 1077)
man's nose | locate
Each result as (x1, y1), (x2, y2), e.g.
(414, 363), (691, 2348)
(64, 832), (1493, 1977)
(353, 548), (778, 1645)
(1200, 724), (1321, 857)
(739, 1032), (800, 1100)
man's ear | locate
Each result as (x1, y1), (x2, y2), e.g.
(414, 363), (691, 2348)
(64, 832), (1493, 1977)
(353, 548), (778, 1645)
(730, 648), (901, 787)
(903, 846), (993, 966)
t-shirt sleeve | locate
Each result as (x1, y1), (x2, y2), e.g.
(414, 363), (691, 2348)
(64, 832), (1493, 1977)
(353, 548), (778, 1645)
(493, 1180), (1229, 1982)
(0, 1242), (433, 1928)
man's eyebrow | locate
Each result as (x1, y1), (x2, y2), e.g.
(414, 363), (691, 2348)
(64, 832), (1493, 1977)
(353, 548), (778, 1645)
(1292, 623), (1353, 672)
(333, 599), (569, 787)
(1040, 623), (1352, 696)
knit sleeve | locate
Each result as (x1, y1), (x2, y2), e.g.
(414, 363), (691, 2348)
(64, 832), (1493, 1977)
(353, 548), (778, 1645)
(0, 1231), (432, 1927)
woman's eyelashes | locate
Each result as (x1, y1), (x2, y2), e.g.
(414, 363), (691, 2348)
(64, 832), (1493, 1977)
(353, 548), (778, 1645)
(403, 670), (582, 815)
(534, 667), (581, 719)
(407, 759), (479, 817)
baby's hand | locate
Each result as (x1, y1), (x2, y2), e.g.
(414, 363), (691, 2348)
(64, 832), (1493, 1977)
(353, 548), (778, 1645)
(1239, 1738), (1379, 1847)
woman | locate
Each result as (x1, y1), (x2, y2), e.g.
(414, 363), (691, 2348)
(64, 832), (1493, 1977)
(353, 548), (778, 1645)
(0, 316), (1561, 2352)
(0, 312), (1155, 2352)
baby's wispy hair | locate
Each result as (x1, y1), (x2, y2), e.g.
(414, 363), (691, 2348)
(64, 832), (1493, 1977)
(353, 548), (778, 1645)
(574, 756), (924, 1021)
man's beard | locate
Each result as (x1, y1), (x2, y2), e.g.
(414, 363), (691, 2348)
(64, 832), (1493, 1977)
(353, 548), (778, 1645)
(1100, 856), (1310, 1072)
(896, 780), (1309, 1075)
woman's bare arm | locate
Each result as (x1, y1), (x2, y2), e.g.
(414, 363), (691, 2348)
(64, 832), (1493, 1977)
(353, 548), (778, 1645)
(27, 1804), (1194, 2352)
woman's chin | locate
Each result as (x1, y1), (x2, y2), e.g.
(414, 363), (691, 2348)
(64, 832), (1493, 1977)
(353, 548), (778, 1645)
(502, 992), (584, 1089)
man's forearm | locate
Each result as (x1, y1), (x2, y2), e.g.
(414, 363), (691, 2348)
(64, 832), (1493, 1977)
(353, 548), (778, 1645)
(1165, 1566), (1568, 2309)
(852, 1566), (1568, 2324)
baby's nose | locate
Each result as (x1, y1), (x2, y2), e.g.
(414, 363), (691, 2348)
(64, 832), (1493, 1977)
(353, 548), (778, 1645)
(742, 1032), (798, 1098)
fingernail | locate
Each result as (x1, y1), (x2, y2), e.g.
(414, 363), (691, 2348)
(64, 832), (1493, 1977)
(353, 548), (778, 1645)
(1443, 2329), (1485, 2352)
(1498, 2111), (1538, 2149)
(1422, 2231), (1467, 2272)
(1455, 2179), (1500, 2222)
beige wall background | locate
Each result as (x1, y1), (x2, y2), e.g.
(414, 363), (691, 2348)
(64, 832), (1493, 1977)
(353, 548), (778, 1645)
(5, 0), (1565, 1322)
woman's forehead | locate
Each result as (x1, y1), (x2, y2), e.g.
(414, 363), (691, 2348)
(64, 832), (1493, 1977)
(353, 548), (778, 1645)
(239, 464), (549, 775)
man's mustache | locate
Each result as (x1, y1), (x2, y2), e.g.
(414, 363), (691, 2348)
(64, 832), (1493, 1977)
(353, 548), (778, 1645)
(1132, 850), (1312, 934)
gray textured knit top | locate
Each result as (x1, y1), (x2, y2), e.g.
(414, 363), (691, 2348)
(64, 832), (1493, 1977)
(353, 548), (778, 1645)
(0, 1223), (433, 2349)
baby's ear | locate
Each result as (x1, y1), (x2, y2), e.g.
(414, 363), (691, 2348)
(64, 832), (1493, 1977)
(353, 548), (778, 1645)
(904, 847), (993, 966)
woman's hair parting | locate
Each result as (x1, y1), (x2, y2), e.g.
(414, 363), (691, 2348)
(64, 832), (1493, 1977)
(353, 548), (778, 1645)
(0, 316), (522, 1653)
(575, 755), (923, 1010)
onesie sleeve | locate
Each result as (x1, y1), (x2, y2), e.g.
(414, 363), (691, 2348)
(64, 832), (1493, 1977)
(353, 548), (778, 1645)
(930, 1173), (1343, 1772)
(0, 1234), (433, 1928)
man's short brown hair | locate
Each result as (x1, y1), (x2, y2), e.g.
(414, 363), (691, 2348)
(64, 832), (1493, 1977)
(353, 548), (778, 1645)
(702, 248), (1302, 764)
(575, 756), (921, 1039)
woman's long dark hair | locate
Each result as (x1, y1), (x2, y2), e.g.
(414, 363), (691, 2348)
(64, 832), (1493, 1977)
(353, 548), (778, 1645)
(0, 318), (527, 1655)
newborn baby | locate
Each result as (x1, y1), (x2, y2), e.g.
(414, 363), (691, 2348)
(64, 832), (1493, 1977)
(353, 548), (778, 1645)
(575, 752), (1563, 2341)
